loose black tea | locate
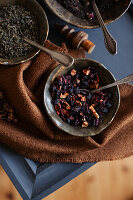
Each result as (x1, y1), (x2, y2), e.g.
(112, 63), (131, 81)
(56, 0), (119, 19)
(50, 67), (112, 128)
(0, 4), (39, 59)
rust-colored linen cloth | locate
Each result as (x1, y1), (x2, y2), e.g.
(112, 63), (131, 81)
(0, 40), (132, 163)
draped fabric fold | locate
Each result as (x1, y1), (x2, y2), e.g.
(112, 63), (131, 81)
(0, 40), (132, 163)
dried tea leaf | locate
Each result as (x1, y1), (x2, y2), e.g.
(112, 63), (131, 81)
(0, 5), (39, 59)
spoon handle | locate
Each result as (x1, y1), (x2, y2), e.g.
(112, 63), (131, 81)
(91, 74), (133, 93)
(92, 0), (117, 55)
(23, 37), (74, 67)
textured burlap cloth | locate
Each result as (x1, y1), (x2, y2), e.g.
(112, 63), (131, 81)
(0, 40), (132, 163)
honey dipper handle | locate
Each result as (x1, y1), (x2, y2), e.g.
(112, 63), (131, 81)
(55, 24), (95, 54)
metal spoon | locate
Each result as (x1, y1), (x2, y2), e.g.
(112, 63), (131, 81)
(91, 0), (117, 55)
(23, 37), (74, 67)
(80, 73), (133, 93)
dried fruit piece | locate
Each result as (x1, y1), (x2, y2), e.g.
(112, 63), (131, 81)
(60, 93), (69, 98)
(81, 96), (86, 102)
(83, 69), (90, 75)
(89, 105), (99, 119)
(71, 69), (77, 76)
(82, 121), (88, 127)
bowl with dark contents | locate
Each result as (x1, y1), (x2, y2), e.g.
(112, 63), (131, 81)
(44, 58), (120, 137)
(0, 0), (49, 65)
(44, 0), (131, 28)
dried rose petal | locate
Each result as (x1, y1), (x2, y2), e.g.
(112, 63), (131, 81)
(87, 12), (94, 20)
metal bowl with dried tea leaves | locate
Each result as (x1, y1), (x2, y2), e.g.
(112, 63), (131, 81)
(0, 0), (49, 65)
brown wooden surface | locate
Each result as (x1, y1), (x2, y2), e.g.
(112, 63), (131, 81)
(0, 156), (133, 200)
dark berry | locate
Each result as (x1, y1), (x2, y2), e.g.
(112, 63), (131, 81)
(106, 102), (112, 108)
(102, 108), (108, 113)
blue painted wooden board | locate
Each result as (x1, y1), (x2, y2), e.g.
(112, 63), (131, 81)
(0, 144), (95, 200)
(0, 1), (133, 200)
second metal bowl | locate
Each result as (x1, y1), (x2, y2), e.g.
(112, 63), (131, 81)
(0, 0), (49, 65)
(44, 0), (131, 29)
(44, 58), (120, 137)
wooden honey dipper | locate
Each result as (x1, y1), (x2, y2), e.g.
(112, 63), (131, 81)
(55, 24), (95, 54)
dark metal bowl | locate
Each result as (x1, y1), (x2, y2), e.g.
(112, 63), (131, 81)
(44, 0), (131, 29)
(44, 58), (120, 137)
(0, 0), (49, 65)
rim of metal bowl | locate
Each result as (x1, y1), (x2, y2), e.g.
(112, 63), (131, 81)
(43, 0), (131, 29)
(44, 58), (120, 137)
(0, 0), (49, 65)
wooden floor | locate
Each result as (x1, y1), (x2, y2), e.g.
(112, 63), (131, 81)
(0, 156), (133, 200)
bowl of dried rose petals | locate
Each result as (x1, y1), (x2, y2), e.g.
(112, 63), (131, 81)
(44, 58), (120, 137)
